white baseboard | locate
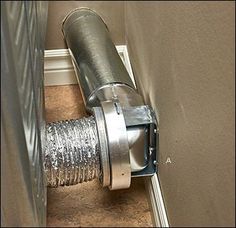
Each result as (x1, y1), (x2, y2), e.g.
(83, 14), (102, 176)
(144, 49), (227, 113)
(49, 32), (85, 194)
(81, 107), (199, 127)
(44, 49), (77, 86)
(43, 45), (169, 227)
(145, 174), (169, 227)
(44, 45), (136, 87)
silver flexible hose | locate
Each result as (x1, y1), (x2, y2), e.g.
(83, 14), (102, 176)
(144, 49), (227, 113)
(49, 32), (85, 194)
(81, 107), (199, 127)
(44, 116), (100, 187)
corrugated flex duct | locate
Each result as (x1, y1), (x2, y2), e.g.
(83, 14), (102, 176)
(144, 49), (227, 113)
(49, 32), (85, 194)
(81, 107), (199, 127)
(44, 116), (101, 187)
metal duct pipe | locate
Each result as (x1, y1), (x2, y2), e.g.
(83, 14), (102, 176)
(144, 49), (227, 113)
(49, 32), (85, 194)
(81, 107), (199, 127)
(62, 8), (144, 110)
(59, 8), (158, 190)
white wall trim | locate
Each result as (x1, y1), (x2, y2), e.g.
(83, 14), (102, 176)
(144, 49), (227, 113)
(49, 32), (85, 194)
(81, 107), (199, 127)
(146, 174), (169, 227)
(44, 49), (77, 86)
(43, 45), (169, 228)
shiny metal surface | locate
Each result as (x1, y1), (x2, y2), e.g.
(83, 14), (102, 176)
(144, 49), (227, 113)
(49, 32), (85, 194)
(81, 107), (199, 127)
(88, 83), (144, 111)
(127, 127), (147, 172)
(45, 117), (100, 187)
(93, 107), (111, 187)
(1, 1), (48, 226)
(123, 105), (158, 177)
(101, 101), (131, 190)
(123, 105), (157, 127)
(62, 8), (135, 108)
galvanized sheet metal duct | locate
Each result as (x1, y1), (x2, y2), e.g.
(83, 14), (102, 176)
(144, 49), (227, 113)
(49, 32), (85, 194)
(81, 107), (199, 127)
(62, 8), (144, 110)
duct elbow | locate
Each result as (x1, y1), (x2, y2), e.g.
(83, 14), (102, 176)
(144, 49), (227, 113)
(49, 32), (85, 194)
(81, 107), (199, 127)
(44, 8), (159, 190)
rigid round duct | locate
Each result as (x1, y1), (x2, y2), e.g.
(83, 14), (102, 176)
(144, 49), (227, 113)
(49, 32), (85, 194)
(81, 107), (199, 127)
(62, 7), (143, 110)
(45, 8), (158, 190)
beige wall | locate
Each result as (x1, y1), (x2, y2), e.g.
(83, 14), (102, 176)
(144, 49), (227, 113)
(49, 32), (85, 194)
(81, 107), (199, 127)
(45, 1), (125, 49)
(125, 1), (235, 226)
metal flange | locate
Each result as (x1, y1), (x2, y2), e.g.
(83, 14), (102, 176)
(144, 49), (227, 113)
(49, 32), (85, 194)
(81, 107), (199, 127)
(101, 100), (131, 190)
(93, 106), (111, 187)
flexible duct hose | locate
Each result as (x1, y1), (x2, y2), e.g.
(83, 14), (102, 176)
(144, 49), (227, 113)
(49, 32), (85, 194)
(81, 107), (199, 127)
(44, 116), (100, 187)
